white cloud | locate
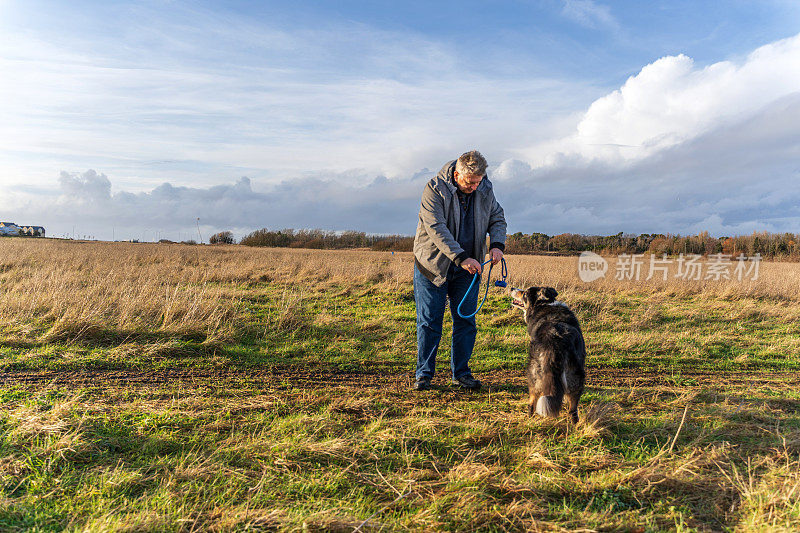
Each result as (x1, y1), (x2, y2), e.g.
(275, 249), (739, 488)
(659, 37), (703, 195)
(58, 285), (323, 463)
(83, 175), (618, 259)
(58, 170), (111, 200)
(0, 7), (594, 189)
(530, 33), (800, 166)
(561, 0), (618, 31)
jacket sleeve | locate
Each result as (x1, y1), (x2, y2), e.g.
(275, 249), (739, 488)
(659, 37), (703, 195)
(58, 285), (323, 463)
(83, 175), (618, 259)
(419, 182), (468, 263)
(487, 192), (507, 251)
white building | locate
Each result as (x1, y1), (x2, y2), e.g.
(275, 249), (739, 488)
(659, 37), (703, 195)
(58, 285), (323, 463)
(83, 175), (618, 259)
(0, 222), (21, 236)
(0, 222), (45, 237)
(20, 225), (46, 237)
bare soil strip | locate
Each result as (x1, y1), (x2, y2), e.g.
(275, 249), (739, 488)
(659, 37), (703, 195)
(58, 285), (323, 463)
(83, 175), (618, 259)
(2, 366), (798, 390)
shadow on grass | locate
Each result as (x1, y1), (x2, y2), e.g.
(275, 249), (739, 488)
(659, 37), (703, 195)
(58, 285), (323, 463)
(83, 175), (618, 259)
(1, 329), (208, 350)
(2, 413), (198, 529)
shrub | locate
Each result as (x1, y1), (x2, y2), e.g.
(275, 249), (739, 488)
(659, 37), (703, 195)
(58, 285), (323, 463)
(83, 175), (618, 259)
(209, 231), (235, 245)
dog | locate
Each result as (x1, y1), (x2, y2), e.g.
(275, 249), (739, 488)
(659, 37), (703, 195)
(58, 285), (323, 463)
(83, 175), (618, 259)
(509, 286), (586, 423)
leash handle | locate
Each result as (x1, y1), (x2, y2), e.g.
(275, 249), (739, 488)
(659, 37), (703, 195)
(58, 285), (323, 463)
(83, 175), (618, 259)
(495, 258), (508, 288)
(456, 257), (506, 319)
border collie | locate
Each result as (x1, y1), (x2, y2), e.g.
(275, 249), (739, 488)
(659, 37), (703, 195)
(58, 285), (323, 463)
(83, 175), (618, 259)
(509, 286), (586, 423)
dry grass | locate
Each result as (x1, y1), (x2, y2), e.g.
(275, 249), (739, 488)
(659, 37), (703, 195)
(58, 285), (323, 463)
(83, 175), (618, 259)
(0, 240), (246, 342)
(503, 253), (800, 301)
(0, 240), (412, 342)
(3, 239), (800, 346)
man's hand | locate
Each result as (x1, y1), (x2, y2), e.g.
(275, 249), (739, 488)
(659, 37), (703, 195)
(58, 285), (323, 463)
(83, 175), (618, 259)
(489, 247), (504, 266)
(460, 258), (482, 275)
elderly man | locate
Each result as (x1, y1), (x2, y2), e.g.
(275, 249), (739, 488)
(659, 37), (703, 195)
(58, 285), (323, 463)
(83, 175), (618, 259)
(412, 150), (507, 391)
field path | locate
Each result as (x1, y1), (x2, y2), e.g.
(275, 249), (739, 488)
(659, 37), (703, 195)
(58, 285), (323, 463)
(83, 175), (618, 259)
(3, 366), (799, 390)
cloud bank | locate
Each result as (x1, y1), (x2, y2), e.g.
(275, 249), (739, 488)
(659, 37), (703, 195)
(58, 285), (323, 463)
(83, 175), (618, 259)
(3, 32), (800, 240)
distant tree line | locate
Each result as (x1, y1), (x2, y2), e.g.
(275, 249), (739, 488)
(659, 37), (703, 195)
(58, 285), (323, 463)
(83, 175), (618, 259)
(506, 230), (800, 258)
(234, 228), (800, 258)
(239, 228), (413, 251)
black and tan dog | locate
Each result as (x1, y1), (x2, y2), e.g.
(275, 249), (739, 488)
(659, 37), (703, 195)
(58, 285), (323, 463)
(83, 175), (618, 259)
(509, 287), (586, 423)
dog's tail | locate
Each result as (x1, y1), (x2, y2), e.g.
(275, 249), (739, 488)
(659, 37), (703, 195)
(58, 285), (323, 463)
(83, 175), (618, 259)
(536, 393), (563, 418)
(534, 325), (569, 418)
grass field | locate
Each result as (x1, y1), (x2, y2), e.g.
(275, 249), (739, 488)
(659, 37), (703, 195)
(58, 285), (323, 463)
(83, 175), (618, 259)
(1, 239), (799, 531)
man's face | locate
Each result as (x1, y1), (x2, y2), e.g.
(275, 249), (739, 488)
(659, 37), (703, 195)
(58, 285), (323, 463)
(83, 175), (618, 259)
(453, 170), (483, 194)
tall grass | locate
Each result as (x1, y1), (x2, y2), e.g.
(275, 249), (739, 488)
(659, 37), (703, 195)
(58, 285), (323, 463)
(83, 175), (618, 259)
(3, 239), (800, 345)
(0, 240), (241, 342)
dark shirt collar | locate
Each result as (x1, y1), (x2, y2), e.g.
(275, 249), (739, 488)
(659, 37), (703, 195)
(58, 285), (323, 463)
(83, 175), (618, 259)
(453, 181), (473, 212)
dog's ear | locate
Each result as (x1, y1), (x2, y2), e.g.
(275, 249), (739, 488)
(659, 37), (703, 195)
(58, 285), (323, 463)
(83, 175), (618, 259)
(542, 287), (558, 302)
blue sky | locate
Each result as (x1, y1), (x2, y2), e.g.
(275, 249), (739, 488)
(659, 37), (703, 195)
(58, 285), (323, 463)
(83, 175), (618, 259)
(2, 0), (800, 241)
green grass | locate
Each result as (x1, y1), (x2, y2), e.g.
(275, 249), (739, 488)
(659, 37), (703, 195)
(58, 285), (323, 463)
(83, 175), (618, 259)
(2, 381), (799, 531)
(2, 277), (800, 531)
(3, 280), (799, 374)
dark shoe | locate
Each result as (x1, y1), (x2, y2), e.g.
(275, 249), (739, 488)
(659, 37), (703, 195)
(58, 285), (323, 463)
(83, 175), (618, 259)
(413, 378), (432, 391)
(452, 373), (482, 390)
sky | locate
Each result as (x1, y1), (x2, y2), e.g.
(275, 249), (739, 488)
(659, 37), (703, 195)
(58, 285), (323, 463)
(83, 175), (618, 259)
(1, 0), (800, 241)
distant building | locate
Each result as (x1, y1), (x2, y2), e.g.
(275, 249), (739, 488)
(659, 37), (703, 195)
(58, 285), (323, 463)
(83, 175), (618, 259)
(0, 222), (21, 236)
(20, 225), (46, 237)
(0, 222), (45, 237)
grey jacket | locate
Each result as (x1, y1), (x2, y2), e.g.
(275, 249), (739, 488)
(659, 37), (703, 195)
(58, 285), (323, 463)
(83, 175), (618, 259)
(413, 160), (507, 286)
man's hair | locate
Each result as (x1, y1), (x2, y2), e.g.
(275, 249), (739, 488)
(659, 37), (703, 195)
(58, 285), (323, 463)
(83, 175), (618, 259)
(456, 150), (488, 177)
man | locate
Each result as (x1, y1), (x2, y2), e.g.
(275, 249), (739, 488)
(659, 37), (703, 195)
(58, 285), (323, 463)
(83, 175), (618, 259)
(412, 150), (507, 391)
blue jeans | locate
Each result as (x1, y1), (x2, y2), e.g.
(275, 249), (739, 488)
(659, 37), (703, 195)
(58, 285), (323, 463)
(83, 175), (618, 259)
(414, 263), (478, 381)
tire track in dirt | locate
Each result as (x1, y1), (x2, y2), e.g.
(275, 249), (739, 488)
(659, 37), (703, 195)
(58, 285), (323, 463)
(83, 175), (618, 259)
(2, 365), (798, 390)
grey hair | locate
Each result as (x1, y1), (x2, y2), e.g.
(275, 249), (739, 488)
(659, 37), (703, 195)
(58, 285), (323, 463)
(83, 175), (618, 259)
(455, 150), (488, 177)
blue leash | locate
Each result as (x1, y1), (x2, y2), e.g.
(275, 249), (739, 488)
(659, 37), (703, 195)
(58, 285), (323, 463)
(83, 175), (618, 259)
(456, 257), (508, 319)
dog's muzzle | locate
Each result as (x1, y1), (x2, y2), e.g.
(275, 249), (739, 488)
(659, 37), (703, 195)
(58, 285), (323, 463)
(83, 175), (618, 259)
(507, 287), (525, 309)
